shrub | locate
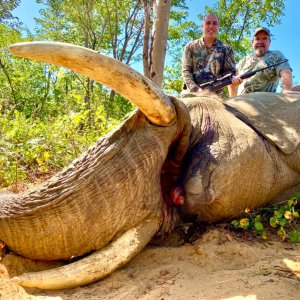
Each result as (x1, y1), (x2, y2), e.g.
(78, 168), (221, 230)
(231, 193), (300, 243)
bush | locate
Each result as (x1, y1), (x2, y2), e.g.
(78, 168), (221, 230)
(0, 109), (119, 188)
(231, 193), (300, 243)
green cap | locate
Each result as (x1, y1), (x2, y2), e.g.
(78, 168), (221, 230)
(253, 27), (270, 37)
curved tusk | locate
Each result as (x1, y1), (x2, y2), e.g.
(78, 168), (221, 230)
(9, 41), (176, 126)
(11, 218), (160, 289)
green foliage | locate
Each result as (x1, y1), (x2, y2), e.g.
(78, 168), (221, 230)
(231, 193), (300, 243)
(164, 4), (200, 96)
(0, 13), (135, 189)
(0, 108), (121, 187)
(36, 0), (144, 59)
(0, 23), (21, 48)
(163, 63), (183, 95)
(0, 0), (21, 28)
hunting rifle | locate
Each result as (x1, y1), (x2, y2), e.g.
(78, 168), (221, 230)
(198, 59), (288, 92)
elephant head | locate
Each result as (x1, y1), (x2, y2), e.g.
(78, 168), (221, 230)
(1, 42), (300, 290)
(0, 42), (193, 289)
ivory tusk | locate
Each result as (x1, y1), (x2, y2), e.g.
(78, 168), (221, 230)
(9, 41), (176, 126)
(11, 217), (160, 289)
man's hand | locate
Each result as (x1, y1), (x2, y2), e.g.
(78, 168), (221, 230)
(231, 76), (243, 86)
(228, 76), (243, 97)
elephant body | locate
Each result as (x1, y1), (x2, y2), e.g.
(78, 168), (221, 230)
(181, 93), (300, 221)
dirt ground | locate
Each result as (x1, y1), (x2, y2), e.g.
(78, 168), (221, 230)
(0, 225), (299, 300)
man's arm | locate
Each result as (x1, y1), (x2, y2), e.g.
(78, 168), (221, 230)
(280, 68), (292, 93)
(228, 83), (238, 97)
(181, 44), (199, 92)
(224, 46), (238, 97)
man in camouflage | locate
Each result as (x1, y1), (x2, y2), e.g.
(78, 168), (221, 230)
(181, 13), (236, 96)
(231, 27), (293, 95)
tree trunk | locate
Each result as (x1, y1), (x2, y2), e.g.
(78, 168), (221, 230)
(151, 0), (171, 88)
(143, 0), (171, 88)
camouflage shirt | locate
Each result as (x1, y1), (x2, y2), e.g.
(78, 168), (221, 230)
(237, 50), (292, 95)
(182, 37), (236, 92)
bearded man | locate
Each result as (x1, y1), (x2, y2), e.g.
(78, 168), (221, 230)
(231, 27), (292, 96)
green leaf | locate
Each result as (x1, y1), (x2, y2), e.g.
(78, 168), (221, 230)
(231, 220), (239, 227)
(287, 199), (296, 207)
(278, 218), (287, 227)
(288, 230), (299, 243)
(269, 217), (278, 228)
(273, 210), (283, 218)
(254, 222), (264, 232)
(288, 192), (300, 199)
(277, 227), (286, 240)
(254, 215), (261, 222)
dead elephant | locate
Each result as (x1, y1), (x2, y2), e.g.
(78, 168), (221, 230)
(0, 42), (299, 290)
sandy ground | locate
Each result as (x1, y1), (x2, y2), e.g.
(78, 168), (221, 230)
(0, 225), (299, 300)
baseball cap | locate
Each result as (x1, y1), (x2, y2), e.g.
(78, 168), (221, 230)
(253, 27), (270, 37)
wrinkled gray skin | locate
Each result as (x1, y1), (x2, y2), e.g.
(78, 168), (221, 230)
(0, 42), (300, 290)
(0, 99), (191, 259)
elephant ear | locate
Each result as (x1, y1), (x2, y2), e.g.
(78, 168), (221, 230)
(226, 92), (300, 154)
